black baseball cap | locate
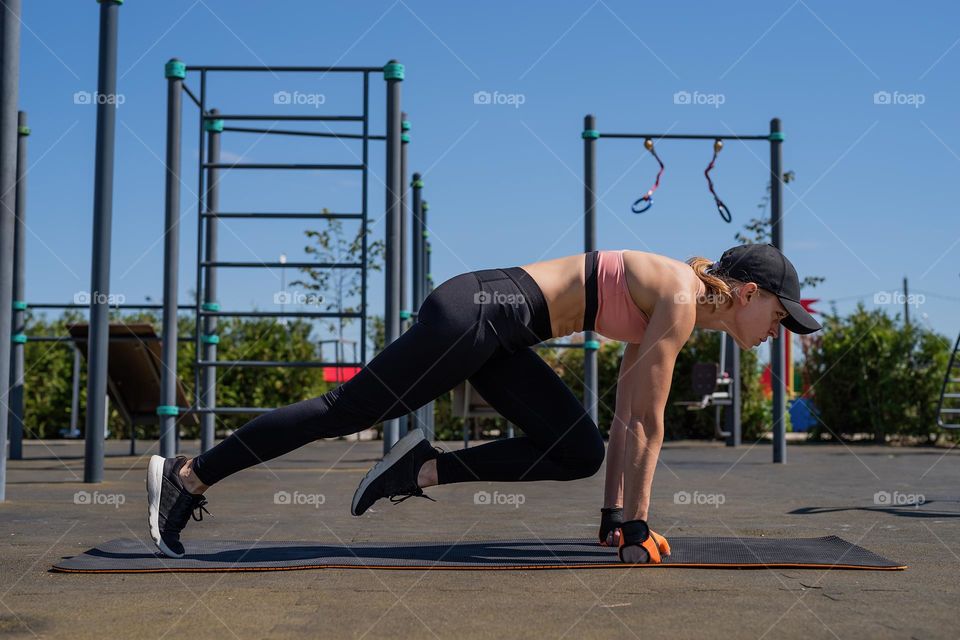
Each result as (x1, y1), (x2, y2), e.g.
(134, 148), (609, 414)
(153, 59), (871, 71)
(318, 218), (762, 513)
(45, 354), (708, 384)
(714, 243), (821, 335)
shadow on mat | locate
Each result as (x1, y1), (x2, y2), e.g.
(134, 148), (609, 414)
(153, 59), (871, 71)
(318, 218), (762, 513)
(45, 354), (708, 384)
(84, 540), (615, 565)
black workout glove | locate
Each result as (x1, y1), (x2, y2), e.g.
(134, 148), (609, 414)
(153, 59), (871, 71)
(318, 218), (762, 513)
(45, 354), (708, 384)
(618, 519), (663, 564)
(599, 507), (623, 546)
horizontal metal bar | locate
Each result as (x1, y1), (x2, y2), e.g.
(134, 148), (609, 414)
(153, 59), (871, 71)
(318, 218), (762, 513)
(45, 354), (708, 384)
(200, 261), (362, 268)
(537, 342), (585, 349)
(182, 407), (274, 415)
(195, 360), (363, 368)
(941, 408), (960, 414)
(201, 211), (363, 220)
(24, 335), (195, 343)
(199, 310), (362, 319)
(600, 133), (771, 141)
(204, 114), (363, 122)
(944, 393), (960, 398)
(201, 162), (363, 170)
(221, 125), (385, 141)
(27, 302), (193, 310)
(185, 65), (382, 73)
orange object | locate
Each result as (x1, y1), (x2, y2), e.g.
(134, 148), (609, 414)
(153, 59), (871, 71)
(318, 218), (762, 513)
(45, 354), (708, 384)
(619, 532), (662, 564)
(650, 530), (672, 556)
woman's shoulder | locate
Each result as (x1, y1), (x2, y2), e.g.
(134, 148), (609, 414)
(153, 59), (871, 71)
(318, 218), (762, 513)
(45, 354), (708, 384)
(621, 250), (700, 294)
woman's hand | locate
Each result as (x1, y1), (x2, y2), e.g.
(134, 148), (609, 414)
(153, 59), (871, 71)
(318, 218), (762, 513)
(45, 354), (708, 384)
(617, 519), (668, 564)
(599, 507), (623, 546)
(600, 508), (671, 558)
(650, 529), (671, 556)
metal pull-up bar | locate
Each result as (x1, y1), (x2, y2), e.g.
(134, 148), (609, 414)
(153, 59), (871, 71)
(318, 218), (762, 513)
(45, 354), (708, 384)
(582, 114), (789, 463)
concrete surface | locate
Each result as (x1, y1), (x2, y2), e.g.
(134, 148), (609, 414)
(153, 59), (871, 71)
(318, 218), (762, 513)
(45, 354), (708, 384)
(0, 437), (957, 639)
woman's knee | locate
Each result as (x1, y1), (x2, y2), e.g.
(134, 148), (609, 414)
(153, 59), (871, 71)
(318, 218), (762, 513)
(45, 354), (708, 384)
(552, 425), (605, 479)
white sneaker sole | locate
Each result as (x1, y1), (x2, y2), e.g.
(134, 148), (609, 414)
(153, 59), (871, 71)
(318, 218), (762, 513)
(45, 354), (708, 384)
(351, 428), (426, 516)
(146, 455), (185, 559)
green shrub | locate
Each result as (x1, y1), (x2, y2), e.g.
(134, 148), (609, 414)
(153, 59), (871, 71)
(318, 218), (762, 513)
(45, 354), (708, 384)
(802, 303), (951, 443)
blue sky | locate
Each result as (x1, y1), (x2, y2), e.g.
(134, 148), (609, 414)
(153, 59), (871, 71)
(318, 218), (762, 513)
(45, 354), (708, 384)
(13, 0), (960, 349)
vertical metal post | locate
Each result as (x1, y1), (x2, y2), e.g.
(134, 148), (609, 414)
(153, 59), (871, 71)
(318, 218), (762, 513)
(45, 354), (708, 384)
(158, 58), (185, 458)
(903, 276), (910, 327)
(8, 111), (28, 460)
(83, 0), (121, 483)
(769, 117), (785, 464)
(410, 173), (431, 439)
(360, 72), (369, 365)
(421, 201), (430, 301)
(411, 173), (423, 316)
(400, 114), (410, 321)
(0, 0), (21, 498)
(71, 345), (81, 436)
(422, 199), (435, 437)
(724, 333), (742, 446)
(398, 113), (410, 435)
(382, 60), (403, 452)
(200, 109), (221, 452)
(582, 115), (599, 425)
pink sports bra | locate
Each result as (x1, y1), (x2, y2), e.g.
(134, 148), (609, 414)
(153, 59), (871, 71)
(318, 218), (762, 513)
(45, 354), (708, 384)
(592, 250), (649, 343)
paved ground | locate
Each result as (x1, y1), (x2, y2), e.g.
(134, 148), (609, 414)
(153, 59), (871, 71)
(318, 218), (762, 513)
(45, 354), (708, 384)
(0, 436), (957, 639)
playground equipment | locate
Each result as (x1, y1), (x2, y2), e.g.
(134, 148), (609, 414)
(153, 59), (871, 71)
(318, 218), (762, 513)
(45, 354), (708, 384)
(936, 330), (960, 429)
(68, 322), (198, 454)
(582, 114), (790, 462)
(631, 136), (731, 223)
(674, 336), (742, 445)
(158, 59), (411, 461)
(0, 0), (23, 501)
(409, 173), (436, 440)
(0, 0), (434, 503)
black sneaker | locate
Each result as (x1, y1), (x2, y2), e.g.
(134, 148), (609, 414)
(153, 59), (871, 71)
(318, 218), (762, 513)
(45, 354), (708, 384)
(351, 428), (441, 516)
(146, 455), (211, 558)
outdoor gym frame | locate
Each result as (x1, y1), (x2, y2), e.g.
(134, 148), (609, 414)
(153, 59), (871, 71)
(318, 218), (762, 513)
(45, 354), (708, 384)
(0, 1), (432, 502)
(582, 114), (788, 462)
(158, 59), (413, 464)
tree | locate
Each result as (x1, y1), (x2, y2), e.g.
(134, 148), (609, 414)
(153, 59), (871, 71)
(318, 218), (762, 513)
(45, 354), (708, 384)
(290, 211), (384, 362)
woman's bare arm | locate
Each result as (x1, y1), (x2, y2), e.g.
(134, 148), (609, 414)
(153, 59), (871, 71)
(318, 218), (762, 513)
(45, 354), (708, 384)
(621, 290), (696, 521)
(603, 342), (642, 510)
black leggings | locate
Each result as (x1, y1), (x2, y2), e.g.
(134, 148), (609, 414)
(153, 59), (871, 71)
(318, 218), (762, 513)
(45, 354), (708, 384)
(190, 266), (605, 487)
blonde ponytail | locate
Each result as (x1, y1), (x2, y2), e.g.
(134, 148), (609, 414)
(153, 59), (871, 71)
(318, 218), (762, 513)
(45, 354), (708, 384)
(686, 256), (747, 309)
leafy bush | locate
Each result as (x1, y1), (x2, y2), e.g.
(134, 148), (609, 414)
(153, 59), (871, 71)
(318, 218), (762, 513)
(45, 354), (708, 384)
(801, 303), (952, 443)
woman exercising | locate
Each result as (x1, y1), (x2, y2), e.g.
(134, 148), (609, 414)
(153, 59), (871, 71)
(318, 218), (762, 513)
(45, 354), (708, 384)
(147, 242), (820, 563)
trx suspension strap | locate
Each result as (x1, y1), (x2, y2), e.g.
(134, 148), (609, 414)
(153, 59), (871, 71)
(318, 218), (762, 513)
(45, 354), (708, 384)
(704, 138), (731, 223)
(631, 138), (664, 214)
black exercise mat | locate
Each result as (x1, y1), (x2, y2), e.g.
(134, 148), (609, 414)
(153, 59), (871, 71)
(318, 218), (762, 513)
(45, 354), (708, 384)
(51, 536), (906, 573)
